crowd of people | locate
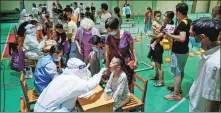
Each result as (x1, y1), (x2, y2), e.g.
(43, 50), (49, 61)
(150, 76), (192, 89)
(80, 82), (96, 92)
(15, 1), (221, 112)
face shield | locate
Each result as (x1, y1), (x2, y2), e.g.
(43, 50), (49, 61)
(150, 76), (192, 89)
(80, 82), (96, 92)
(63, 58), (92, 80)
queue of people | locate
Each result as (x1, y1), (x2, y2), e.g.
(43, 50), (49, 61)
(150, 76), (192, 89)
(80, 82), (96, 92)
(15, 1), (221, 112)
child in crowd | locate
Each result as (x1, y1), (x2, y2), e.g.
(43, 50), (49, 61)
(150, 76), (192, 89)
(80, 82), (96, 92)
(149, 11), (163, 50)
(105, 56), (130, 111)
(87, 35), (106, 74)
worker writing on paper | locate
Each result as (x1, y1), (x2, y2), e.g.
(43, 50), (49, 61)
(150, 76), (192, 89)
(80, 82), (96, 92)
(34, 58), (107, 112)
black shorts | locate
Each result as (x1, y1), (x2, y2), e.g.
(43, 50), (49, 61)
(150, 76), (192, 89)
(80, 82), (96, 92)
(147, 41), (164, 64)
(126, 14), (131, 19)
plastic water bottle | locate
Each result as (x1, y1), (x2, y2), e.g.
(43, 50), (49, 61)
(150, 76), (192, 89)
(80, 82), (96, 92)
(104, 89), (112, 101)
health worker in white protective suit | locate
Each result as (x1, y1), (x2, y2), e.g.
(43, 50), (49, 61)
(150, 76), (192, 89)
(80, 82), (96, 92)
(23, 20), (46, 60)
(34, 58), (107, 112)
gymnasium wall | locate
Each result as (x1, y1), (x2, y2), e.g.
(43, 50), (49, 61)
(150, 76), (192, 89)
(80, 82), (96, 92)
(0, 1), (20, 11)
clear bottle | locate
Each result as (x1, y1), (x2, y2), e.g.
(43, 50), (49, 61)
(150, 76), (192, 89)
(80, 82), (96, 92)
(104, 89), (112, 101)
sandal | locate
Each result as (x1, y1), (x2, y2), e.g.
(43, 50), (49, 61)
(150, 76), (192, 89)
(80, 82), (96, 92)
(149, 76), (159, 80)
(154, 82), (164, 87)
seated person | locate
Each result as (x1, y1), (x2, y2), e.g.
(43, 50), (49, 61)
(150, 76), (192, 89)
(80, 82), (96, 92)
(23, 20), (46, 60)
(149, 11), (163, 50)
(87, 35), (105, 75)
(34, 45), (63, 95)
(105, 56), (130, 111)
(34, 58), (107, 112)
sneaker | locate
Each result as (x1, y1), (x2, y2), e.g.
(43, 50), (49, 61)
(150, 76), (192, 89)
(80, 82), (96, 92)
(164, 92), (182, 100)
(167, 85), (183, 93)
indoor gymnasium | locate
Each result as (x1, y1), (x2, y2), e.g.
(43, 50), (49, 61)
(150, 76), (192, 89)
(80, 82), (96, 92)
(0, 0), (220, 112)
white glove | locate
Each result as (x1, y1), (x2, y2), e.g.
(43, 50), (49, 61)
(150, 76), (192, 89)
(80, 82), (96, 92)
(98, 68), (107, 75)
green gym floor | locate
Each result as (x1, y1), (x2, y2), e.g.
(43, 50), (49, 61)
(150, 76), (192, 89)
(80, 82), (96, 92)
(0, 13), (211, 112)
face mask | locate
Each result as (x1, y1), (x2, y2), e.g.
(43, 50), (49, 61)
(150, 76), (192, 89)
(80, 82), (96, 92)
(189, 37), (201, 48)
(92, 47), (98, 51)
(84, 30), (92, 34)
(109, 31), (117, 36)
(53, 56), (61, 61)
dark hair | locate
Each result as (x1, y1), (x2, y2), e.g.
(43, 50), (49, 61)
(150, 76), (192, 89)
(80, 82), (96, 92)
(66, 5), (70, 8)
(114, 7), (121, 19)
(43, 3), (46, 6)
(113, 56), (126, 68)
(45, 14), (50, 19)
(55, 24), (63, 29)
(165, 11), (175, 24)
(74, 2), (77, 6)
(30, 20), (38, 25)
(42, 7), (47, 13)
(105, 17), (119, 30)
(89, 35), (105, 45)
(52, 2), (56, 6)
(85, 6), (90, 11)
(80, 3), (83, 5)
(147, 7), (152, 12)
(63, 14), (71, 21)
(214, 6), (221, 15)
(39, 4), (42, 7)
(154, 11), (161, 17)
(32, 3), (36, 8)
(101, 3), (108, 10)
(64, 7), (72, 13)
(192, 18), (221, 42)
(176, 3), (188, 16)
(58, 4), (62, 9)
(49, 45), (63, 55)
(127, 4), (129, 6)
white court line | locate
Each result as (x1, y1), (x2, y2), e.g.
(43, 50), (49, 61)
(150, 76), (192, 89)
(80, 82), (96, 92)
(1, 24), (12, 60)
(165, 47), (201, 112)
(165, 94), (189, 112)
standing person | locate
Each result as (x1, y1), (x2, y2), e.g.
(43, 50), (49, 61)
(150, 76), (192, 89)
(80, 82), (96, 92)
(91, 3), (96, 16)
(87, 35), (106, 74)
(189, 18), (220, 112)
(100, 3), (111, 34)
(57, 3), (63, 15)
(114, 7), (122, 28)
(144, 7), (153, 34)
(212, 6), (221, 20)
(105, 17), (138, 93)
(79, 3), (85, 20)
(75, 18), (100, 72)
(63, 15), (77, 60)
(34, 45), (63, 95)
(64, 7), (77, 24)
(52, 2), (58, 24)
(148, 11), (175, 87)
(32, 3), (39, 19)
(73, 2), (80, 27)
(122, 4), (126, 17)
(125, 4), (131, 23)
(85, 6), (95, 22)
(164, 3), (192, 100)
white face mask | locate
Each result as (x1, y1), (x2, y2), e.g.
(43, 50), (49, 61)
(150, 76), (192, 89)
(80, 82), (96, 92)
(109, 31), (117, 35)
(92, 47), (98, 51)
(54, 56), (61, 61)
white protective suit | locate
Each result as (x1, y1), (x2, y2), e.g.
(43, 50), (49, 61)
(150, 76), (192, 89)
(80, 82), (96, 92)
(23, 24), (46, 60)
(34, 58), (106, 112)
(19, 9), (32, 25)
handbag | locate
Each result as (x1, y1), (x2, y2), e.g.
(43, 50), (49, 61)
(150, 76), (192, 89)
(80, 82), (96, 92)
(110, 36), (135, 70)
(11, 50), (24, 72)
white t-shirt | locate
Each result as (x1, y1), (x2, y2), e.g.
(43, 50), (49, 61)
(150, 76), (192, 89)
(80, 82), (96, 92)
(74, 7), (80, 22)
(32, 7), (39, 15)
(189, 46), (220, 112)
(67, 20), (77, 42)
(100, 12), (111, 33)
